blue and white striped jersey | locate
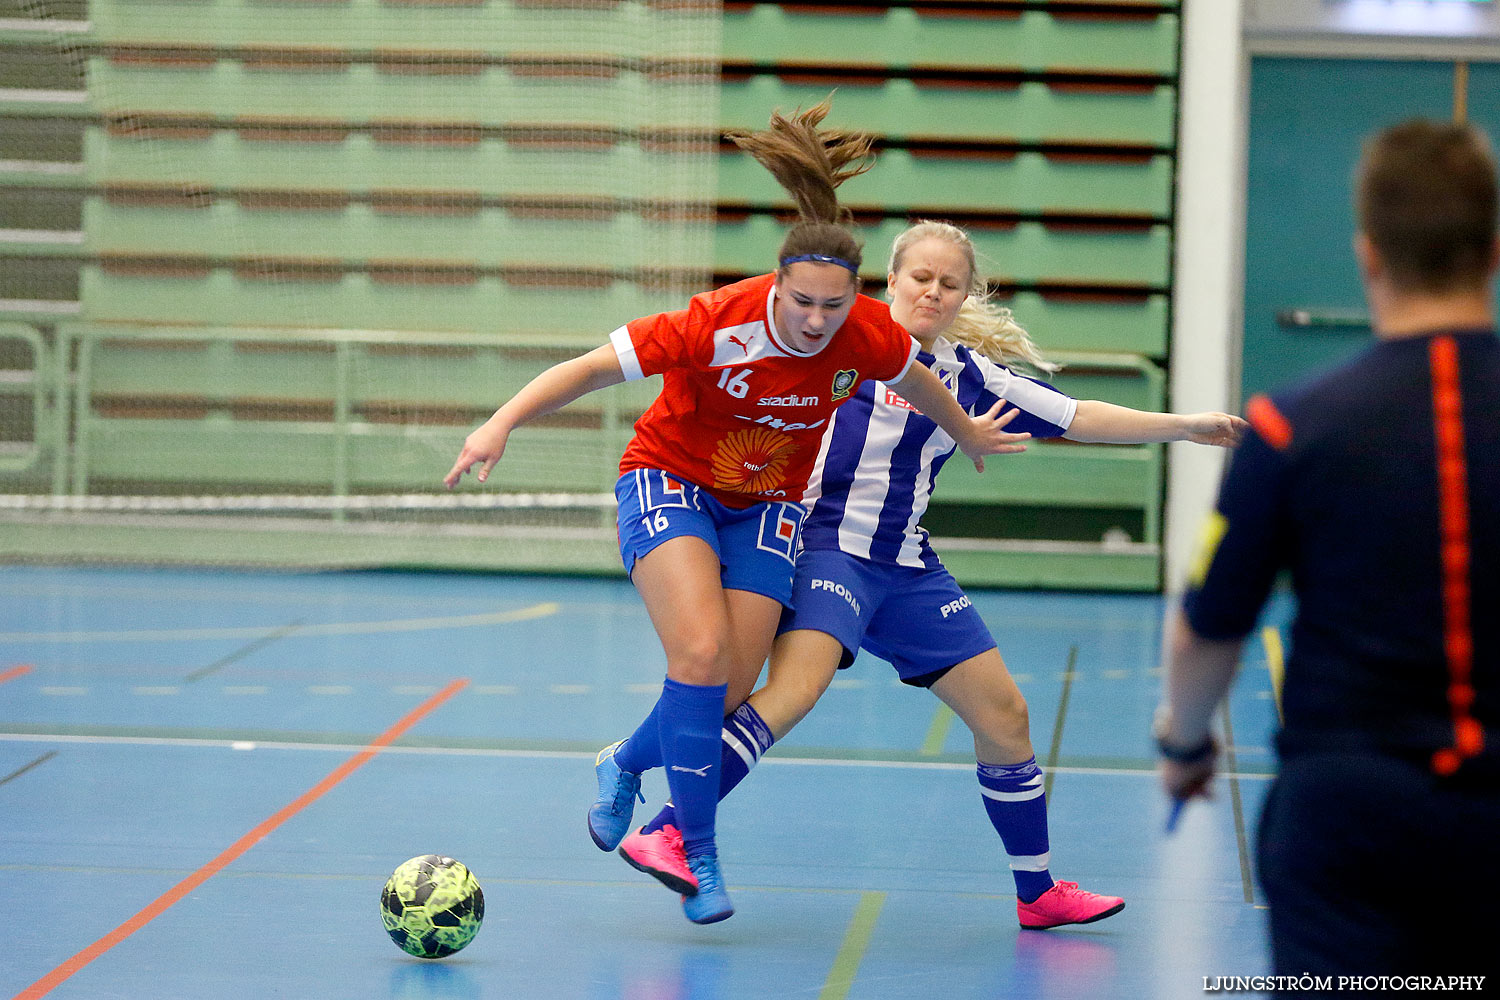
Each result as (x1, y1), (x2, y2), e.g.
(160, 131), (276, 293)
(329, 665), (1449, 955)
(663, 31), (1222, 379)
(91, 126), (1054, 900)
(799, 337), (1077, 568)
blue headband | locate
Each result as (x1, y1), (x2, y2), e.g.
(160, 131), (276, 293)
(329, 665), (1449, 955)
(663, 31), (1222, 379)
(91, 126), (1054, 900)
(779, 253), (859, 275)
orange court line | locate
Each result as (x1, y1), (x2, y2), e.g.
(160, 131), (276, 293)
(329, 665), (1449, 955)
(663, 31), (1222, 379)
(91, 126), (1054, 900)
(14, 676), (470, 1000)
(0, 664), (34, 685)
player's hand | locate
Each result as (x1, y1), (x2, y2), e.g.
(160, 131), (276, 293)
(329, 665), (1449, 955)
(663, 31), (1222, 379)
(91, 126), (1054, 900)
(1159, 754), (1218, 808)
(1183, 412), (1248, 448)
(960, 401), (1030, 472)
(444, 419), (510, 489)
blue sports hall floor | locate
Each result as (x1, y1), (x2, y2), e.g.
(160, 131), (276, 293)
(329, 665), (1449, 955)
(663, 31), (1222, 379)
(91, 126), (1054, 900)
(0, 565), (1288, 1000)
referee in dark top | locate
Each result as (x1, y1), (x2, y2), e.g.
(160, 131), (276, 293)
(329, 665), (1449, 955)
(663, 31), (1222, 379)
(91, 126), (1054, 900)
(1156, 119), (1499, 982)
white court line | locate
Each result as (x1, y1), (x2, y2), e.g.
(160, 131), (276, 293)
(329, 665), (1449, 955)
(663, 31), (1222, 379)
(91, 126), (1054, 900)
(0, 579), (544, 610)
(14, 674), (1212, 698)
(0, 602), (559, 643)
(0, 586), (1154, 637)
(0, 732), (1277, 779)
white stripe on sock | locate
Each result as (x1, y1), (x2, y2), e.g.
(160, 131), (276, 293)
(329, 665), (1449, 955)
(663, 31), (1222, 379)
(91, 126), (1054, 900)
(728, 717), (762, 752)
(1008, 852), (1051, 873)
(981, 784), (1045, 802)
(722, 730), (757, 771)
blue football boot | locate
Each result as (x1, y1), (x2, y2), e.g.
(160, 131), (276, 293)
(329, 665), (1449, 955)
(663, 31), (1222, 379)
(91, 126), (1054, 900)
(587, 740), (644, 851)
(681, 852), (734, 924)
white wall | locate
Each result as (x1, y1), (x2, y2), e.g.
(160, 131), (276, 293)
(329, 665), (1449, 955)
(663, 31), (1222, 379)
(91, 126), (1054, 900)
(1164, 0), (1249, 592)
(1165, 1), (1499, 591)
(1246, 0), (1500, 53)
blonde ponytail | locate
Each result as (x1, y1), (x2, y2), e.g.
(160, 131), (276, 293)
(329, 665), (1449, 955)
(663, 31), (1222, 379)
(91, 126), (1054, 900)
(945, 295), (1058, 375)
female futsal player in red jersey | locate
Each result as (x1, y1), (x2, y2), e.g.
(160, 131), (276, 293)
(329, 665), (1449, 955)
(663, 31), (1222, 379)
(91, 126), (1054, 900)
(444, 100), (1029, 924)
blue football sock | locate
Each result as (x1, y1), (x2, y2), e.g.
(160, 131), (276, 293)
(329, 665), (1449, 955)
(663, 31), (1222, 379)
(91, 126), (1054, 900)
(642, 702), (777, 835)
(718, 701), (776, 799)
(611, 701), (663, 775)
(977, 756), (1055, 904)
(657, 677), (729, 858)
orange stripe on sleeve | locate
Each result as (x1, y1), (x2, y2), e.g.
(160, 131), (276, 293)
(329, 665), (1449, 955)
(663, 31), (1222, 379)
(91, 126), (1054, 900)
(1246, 394), (1293, 451)
(1427, 335), (1483, 776)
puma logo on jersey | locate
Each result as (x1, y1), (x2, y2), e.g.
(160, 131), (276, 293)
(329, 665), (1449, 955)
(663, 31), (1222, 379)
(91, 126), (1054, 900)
(670, 764), (714, 777)
(712, 323), (766, 367)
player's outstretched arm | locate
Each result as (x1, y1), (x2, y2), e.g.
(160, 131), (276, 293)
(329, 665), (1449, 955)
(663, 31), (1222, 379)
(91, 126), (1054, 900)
(1064, 401), (1247, 447)
(444, 344), (625, 488)
(889, 363), (1029, 472)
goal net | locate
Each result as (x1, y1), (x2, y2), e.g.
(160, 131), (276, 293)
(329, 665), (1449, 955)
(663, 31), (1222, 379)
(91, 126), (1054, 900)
(2, 0), (722, 571)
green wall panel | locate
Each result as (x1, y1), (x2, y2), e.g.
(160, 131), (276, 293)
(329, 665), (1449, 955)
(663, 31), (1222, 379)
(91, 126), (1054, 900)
(720, 77), (1177, 146)
(722, 6), (1179, 74)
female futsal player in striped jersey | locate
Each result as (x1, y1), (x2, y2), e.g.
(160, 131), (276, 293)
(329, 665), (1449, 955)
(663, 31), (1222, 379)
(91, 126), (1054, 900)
(602, 219), (1247, 928)
(449, 107), (1029, 926)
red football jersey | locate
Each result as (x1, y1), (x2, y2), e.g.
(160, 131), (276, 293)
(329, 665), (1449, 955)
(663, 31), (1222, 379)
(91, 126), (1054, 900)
(611, 273), (919, 508)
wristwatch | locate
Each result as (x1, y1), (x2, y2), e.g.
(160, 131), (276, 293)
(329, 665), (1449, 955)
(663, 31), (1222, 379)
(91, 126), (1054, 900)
(1152, 707), (1217, 765)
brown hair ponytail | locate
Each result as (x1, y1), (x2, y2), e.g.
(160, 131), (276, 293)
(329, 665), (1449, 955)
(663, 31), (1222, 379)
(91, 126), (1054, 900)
(725, 97), (874, 278)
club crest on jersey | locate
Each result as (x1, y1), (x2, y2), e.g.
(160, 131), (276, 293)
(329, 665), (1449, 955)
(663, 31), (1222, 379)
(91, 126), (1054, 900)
(831, 369), (858, 400)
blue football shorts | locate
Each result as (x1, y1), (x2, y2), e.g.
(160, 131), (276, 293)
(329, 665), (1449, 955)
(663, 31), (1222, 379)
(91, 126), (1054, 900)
(778, 547), (998, 685)
(615, 468), (806, 606)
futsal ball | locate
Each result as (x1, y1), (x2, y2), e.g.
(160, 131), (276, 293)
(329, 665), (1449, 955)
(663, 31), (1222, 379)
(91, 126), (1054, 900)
(380, 854), (485, 959)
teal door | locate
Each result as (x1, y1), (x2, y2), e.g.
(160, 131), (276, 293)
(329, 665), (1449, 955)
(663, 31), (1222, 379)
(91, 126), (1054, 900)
(1240, 56), (1495, 402)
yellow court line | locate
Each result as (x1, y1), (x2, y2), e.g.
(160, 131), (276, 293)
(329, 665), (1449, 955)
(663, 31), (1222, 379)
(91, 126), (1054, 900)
(1260, 625), (1285, 724)
(819, 890), (886, 1000)
(919, 702), (957, 756)
(0, 603), (560, 643)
